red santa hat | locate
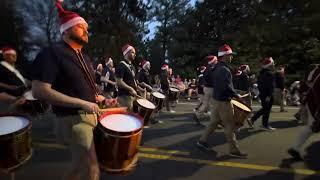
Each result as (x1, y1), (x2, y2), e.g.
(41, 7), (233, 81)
(206, 55), (217, 64)
(235, 69), (242, 76)
(218, 44), (236, 57)
(239, 64), (250, 73)
(141, 60), (150, 69)
(1, 47), (16, 55)
(161, 64), (169, 70)
(55, 0), (88, 34)
(199, 66), (206, 73)
(262, 57), (275, 68)
(122, 44), (135, 56)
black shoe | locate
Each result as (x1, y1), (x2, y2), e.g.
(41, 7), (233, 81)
(288, 148), (303, 160)
(197, 141), (211, 151)
(229, 151), (248, 158)
(247, 119), (254, 129)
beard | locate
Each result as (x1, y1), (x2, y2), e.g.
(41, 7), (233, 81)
(69, 33), (88, 46)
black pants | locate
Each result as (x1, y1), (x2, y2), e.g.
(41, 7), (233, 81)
(163, 89), (171, 111)
(251, 96), (273, 127)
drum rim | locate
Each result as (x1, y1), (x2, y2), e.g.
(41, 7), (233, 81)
(98, 112), (143, 135)
(96, 121), (142, 136)
(151, 92), (166, 99)
(135, 99), (156, 110)
(0, 113), (32, 138)
(231, 99), (252, 112)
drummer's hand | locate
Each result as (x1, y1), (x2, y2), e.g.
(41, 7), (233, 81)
(11, 97), (26, 107)
(129, 89), (138, 97)
(80, 101), (100, 114)
(95, 95), (106, 103)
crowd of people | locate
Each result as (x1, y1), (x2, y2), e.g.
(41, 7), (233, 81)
(0, 1), (319, 180)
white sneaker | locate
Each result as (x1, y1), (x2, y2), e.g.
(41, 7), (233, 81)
(169, 110), (176, 113)
(260, 125), (276, 131)
(187, 97), (191, 101)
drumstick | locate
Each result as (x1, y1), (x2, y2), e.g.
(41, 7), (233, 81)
(135, 94), (144, 99)
(239, 93), (250, 98)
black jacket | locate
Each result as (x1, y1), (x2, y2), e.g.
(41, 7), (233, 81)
(212, 61), (238, 101)
(257, 68), (274, 98)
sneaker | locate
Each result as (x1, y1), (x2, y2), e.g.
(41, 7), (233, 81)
(169, 110), (176, 113)
(193, 108), (197, 112)
(287, 148), (303, 160)
(144, 125), (150, 129)
(196, 141), (211, 151)
(247, 119), (254, 129)
(260, 125), (276, 131)
(229, 151), (248, 158)
(187, 97), (191, 101)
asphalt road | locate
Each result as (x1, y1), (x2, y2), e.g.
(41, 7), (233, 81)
(1, 100), (319, 180)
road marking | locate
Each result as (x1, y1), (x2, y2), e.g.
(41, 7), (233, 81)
(34, 142), (317, 176)
(33, 142), (189, 155)
(138, 153), (319, 176)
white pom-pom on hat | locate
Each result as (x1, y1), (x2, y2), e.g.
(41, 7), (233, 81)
(57, 0), (64, 2)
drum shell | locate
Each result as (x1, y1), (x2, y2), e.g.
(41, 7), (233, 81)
(93, 121), (142, 174)
(232, 100), (252, 128)
(150, 93), (165, 111)
(168, 88), (179, 101)
(0, 115), (32, 170)
(133, 100), (155, 126)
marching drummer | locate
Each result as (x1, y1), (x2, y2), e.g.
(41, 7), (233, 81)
(101, 57), (116, 98)
(116, 44), (145, 110)
(136, 59), (153, 93)
(31, 1), (103, 179)
(197, 44), (247, 158)
(0, 47), (29, 97)
(160, 64), (175, 113)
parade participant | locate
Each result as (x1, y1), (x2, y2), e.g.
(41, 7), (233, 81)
(197, 44), (247, 158)
(31, 1), (103, 179)
(194, 56), (217, 114)
(193, 66), (206, 124)
(136, 60), (153, 92)
(274, 65), (286, 112)
(0, 47), (28, 96)
(288, 67), (320, 160)
(116, 44), (145, 110)
(101, 57), (116, 98)
(95, 63), (103, 90)
(248, 57), (276, 131)
(233, 64), (251, 106)
(160, 64), (175, 113)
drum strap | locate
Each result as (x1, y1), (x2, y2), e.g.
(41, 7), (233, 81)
(120, 61), (138, 88)
(0, 61), (26, 86)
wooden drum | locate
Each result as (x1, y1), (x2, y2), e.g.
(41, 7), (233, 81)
(0, 114), (32, 171)
(93, 111), (143, 174)
(231, 100), (252, 128)
(150, 92), (166, 111)
(133, 98), (156, 126)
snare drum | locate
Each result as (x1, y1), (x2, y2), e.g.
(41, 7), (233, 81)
(0, 114), (32, 171)
(231, 100), (252, 128)
(150, 92), (166, 111)
(21, 91), (50, 115)
(93, 112), (143, 174)
(169, 87), (180, 101)
(133, 98), (156, 126)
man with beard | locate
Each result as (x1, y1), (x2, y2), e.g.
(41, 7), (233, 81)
(197, 44), (247, 158)
(116, 44), (145, 110)
(31, 1), (104, 179)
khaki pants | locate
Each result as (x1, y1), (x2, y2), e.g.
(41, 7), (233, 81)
(55, 113), (99, 180)
(117, 95), (135, 111)
(197, 87), (213, 113)
(273, 88), (285, 110)
(199, 99), (240, 153)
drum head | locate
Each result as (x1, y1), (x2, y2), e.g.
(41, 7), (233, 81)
(100, 114), (142, 132)
(152, 92), (165, 99)
(169, 87), (179, 92)
(0, 116), (30, 136)
(23, 90), (37, 100)
(231, 100), (251, 112)
(136, 99), (156, 109)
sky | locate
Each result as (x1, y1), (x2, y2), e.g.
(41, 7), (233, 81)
(145, 0), (200, 39)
